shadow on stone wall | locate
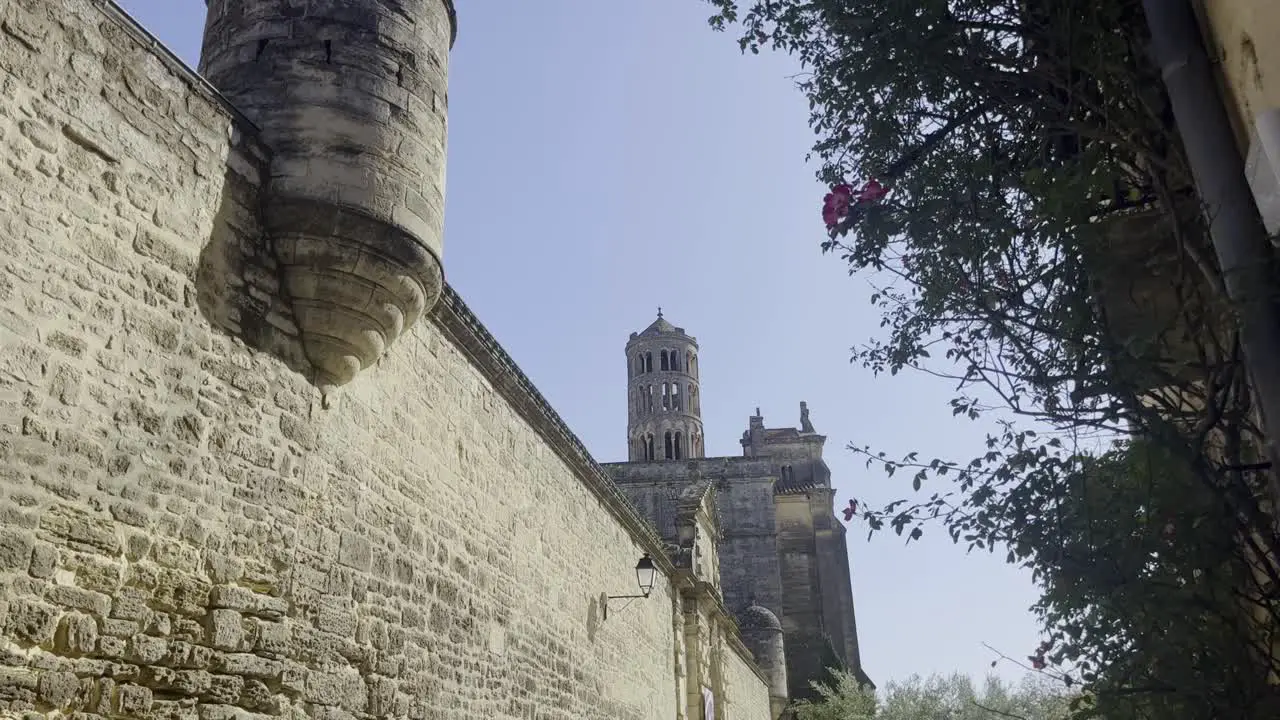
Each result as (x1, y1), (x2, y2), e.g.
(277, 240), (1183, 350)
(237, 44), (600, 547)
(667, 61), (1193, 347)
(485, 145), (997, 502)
(194, 134), (314, 384)
(587, 593), (603, 642)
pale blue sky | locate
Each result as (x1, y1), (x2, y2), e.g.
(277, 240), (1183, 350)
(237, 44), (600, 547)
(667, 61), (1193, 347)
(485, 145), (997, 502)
(117, 0), (1044, 687)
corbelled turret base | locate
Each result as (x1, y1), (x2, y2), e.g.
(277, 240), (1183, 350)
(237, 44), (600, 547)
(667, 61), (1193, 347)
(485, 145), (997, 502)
(269, 198), (443, 390)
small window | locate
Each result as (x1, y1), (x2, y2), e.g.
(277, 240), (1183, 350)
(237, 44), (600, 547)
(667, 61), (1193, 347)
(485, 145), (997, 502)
(646, 434), (655, 461)
(660, 350), (669, 371)
(664, 431), (674, 460)
(686, 351), (692, 374)
(662, 383), (671, 410)
(674, 432), (684, 460)
(645, 352), (653, 373)
(671, 351), (680, 372)
(672, 384), (681, 411)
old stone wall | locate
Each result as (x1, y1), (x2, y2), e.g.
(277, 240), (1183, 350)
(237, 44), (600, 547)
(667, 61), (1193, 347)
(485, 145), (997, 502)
(722, 643), (772, 720)
(774, 493), (825, 702)
(716, 478), (782, 620)
(0, 1), (733, 718)
(605, 458), (784, 618)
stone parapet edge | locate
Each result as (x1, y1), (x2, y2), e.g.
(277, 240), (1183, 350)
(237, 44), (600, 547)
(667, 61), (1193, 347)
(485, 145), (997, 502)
(432, 285), (675, 575)
(97, 0), (260, 133)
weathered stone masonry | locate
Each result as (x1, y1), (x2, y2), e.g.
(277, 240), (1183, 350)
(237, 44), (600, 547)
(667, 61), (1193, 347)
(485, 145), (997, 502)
(606, 317), (871, 706)
(0, 1), (771, 718)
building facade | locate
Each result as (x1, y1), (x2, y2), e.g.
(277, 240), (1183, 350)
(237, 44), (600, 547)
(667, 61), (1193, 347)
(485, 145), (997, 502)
(0, 1), (785, 718)
(1189, 0), (1280, 235)
(605, 315), (871, 708)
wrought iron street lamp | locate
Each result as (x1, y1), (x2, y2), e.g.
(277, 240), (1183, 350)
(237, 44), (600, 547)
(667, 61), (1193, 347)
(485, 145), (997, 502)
(603, 554), (656, 620)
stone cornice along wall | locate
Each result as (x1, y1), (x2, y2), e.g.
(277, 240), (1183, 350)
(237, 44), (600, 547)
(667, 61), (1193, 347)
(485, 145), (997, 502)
(432, 286), (676, 575)
(604, 456), (776, 484)
(97, 0), (259, 133)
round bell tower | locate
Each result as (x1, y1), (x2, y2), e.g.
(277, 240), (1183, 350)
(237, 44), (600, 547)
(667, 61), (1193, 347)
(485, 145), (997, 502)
(626, 310), (704, 461)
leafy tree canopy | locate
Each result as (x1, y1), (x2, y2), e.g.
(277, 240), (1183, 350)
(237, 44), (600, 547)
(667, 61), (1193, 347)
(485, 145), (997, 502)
(704, 1), (1280, 717)
(796, 671), (1073, 720)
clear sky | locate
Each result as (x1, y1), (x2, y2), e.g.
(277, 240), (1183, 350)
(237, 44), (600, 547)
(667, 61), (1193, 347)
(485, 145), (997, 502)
(117, 0), (1044, 689)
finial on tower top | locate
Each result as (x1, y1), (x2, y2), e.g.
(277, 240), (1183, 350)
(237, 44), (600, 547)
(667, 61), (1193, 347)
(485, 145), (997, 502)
(657, 306), (663, 318)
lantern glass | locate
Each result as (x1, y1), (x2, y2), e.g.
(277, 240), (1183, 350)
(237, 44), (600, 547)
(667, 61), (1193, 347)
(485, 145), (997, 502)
(635, 554), (656, 596)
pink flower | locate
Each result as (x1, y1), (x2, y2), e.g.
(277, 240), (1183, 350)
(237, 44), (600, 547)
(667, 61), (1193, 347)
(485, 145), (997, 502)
(822, 184), (855, 228)
(856, 179), (888, 202)
(821, 180), (889, 230)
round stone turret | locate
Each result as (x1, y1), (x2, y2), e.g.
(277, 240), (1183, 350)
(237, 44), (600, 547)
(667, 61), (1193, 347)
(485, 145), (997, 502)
(626, 310), (703, 461)
(199, 0), (456, 390)
(739, 603), (789, 718)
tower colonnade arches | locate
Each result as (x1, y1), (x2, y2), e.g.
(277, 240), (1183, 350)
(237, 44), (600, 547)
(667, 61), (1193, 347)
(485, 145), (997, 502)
(625, 310), (704, 462)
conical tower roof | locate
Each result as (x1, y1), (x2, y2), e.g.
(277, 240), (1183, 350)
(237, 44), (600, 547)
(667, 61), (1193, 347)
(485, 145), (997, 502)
(641, 309), (677, 335)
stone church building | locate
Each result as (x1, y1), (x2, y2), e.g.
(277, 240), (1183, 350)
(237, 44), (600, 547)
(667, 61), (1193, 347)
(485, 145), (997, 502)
(605, 314), (870, 707)
(0, 0), (867, 718)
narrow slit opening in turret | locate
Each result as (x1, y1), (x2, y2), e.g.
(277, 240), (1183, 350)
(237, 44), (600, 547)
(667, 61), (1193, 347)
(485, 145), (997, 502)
(324, 40), (333, 64)
(255, 38), (268, 60)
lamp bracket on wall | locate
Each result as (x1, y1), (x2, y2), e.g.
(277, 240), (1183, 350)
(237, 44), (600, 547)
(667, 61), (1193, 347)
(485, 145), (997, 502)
(602, 554), (656, 621)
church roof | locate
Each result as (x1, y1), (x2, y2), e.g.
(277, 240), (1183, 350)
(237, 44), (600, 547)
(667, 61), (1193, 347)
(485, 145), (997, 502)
(627, 309), (697, 346)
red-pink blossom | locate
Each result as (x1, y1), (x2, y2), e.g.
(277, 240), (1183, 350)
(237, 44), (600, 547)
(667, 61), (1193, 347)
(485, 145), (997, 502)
(856, 179), (888, 202)
(821, 180), (888, 229)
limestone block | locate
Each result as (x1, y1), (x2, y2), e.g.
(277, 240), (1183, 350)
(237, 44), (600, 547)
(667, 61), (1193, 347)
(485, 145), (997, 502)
(5, 599), (59, 645)
(204, 673), (245, 704)
(0, 530), (33, 573)
(208, 609), (244, 651)
(128, 634), (169, 665)
(35, 671), (78, 709)
(115, 683), (154, 714)
(54, 613), (97, 654)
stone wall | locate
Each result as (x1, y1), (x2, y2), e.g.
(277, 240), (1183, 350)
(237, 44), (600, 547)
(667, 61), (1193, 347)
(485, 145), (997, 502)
(774, 493), (826, 701)
(0, 1), (767, 718)
(605, 458), (784, 618)
(715, 477), (783, 621)
(722, 644), (772, 720)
